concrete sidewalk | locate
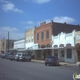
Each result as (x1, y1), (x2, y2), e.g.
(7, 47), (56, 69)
(32, 59), (79, 67)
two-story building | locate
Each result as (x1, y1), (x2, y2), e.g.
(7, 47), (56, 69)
(34, 20), (80, 60)
(25, 28), (38, 58)
(52, 31), (75, 63)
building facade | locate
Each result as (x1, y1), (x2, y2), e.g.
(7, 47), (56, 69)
(14, 38), (25, 49)
(25, 28), (38, 58)
(34, 21), (53, 60)
(74, 31), (80, 62)
(52, 31), (75, 63)
(34, 20), (80, 60)
(0, 39), (15, 54)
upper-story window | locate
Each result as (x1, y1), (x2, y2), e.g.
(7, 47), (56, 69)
(37, 33), (39, 41)
(46, 30), (49, 39)
(41, 32), (44, 40)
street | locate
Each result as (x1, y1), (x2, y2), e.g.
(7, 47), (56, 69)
(0, 58), (80, 80)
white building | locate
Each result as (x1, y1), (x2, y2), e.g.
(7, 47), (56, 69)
(52, 31), (75, 63)
(14, 38), (25, 49)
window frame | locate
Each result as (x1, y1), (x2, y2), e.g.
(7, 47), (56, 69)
(46, 30), (49, 39)
(41, 32), (44, 40)
(67, 49), (72, 58)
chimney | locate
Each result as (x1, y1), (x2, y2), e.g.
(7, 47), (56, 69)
(51, 20), (53, 22)
(35, 26), (36, 28)
(78, 24), (80, 26)
(40, 21), (46, 26)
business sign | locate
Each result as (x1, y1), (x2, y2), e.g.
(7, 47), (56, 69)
(73, 73), (80, 80)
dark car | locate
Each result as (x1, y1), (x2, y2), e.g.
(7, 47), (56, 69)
(45, 56), (59, 66)
(9, 52), (16, 60)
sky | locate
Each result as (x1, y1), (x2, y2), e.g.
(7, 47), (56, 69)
(0, 0), (80, 40)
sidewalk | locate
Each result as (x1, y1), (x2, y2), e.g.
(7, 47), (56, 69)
(32, 59), (79, 67)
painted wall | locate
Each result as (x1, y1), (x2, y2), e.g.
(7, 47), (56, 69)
(52, 31), (75, 63)
(14, 39), (25, 49)
(52, 31), (75, 47)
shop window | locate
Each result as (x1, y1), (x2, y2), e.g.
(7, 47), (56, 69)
(67, 49), (72, 58)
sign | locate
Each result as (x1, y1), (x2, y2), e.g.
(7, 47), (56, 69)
(73, 73), (80, 80)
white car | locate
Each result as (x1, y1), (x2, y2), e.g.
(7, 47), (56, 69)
(15, 52), (31, 61)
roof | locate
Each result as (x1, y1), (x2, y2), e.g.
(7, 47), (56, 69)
(53, 22), (80, 36)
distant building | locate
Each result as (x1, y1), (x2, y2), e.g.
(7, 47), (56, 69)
(0, 39), (15, 54)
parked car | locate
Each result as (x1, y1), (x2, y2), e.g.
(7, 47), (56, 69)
(5, 52), (11, 59)
(15, 52), (31, 61)
(45, 56), (59, 66)
(9, 52), (16, 60)
(0, 53), (6, 58)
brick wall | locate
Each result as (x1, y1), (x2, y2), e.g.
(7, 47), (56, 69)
(34, 21), (53, 47)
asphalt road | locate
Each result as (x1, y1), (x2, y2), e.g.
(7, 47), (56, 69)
(0, 58), (80, 80)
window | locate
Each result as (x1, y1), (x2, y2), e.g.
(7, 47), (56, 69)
(46, 30), (49, 39)
(67, 49), (72, 58)
(41, 32), (44, 40)
(37, 33), (39, 40)
(47, 44), (50, 47)
(3, 43), (4, 47)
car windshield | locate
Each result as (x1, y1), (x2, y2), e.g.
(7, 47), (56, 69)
(18, 54), (21, 56)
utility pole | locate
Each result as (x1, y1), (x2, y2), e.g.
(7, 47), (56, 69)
(8, 31), (9, 52)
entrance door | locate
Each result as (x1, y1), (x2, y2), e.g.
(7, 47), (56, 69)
(60, 51), (65, 61)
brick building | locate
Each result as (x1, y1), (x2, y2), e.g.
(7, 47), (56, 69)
(34, 20), (80, 60)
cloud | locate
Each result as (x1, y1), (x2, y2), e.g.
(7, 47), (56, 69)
(0, 27), (24, 40)
(33, 0), (51, 4)
(37, 16), (75, 25)
(21, 21), (34, 24)
(53, 16), (75, 23)
(26, 21), (34, 24)
(24, 26), (34, 29)
(1, 0), (23, 13)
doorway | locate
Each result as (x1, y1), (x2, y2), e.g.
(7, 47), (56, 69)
(60, 51), (65, 61)
(77, 50), (80, 61)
